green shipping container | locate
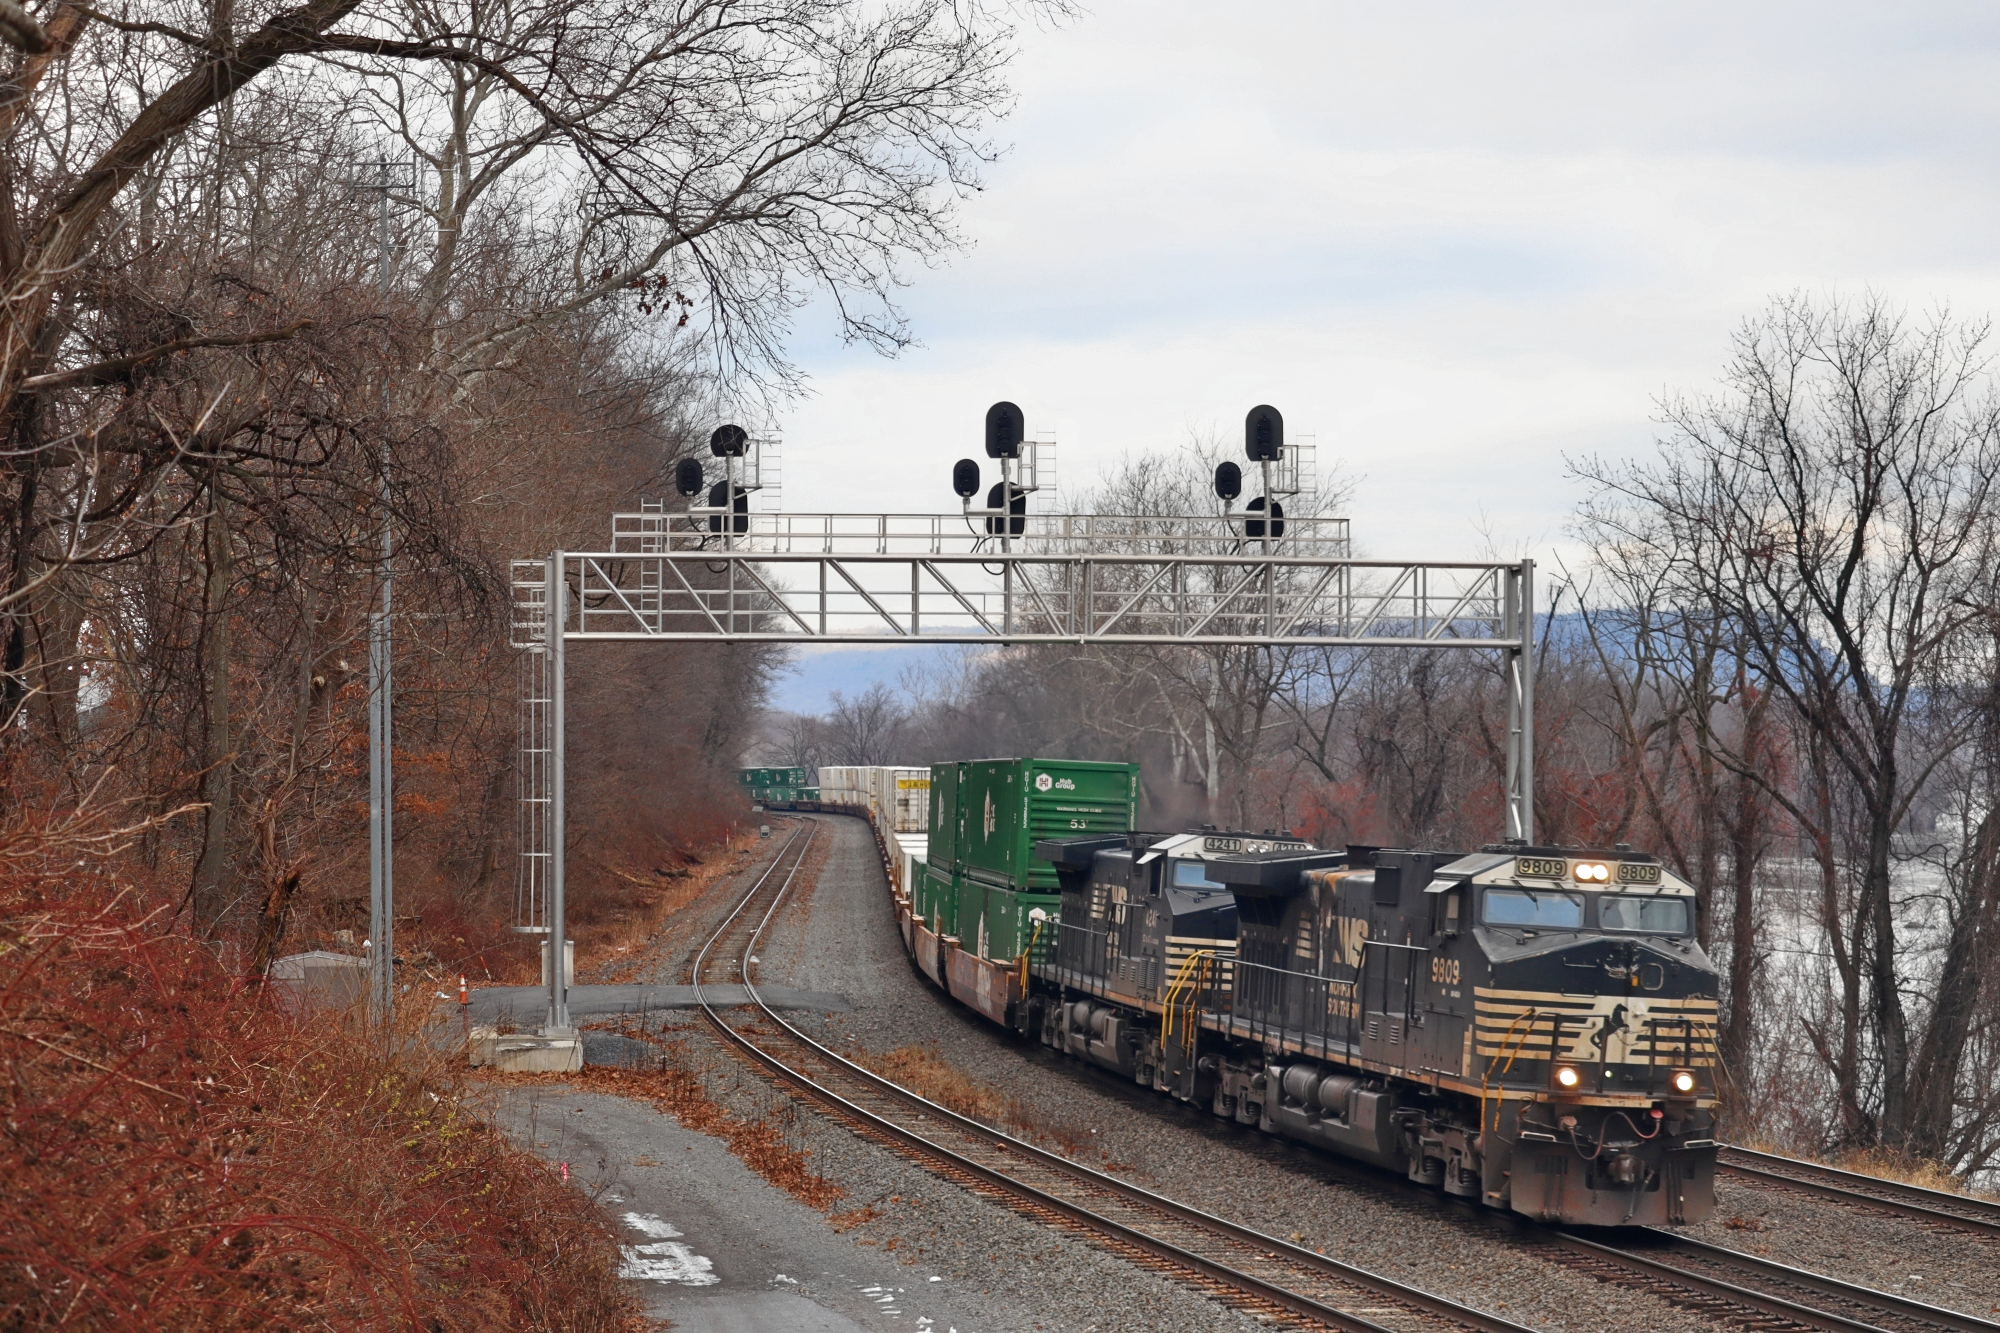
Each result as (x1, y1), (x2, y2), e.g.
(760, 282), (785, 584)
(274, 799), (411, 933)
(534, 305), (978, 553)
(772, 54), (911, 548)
(955, 873), (989, 952)
(918, 864), (957, 937)
(737, 767), (810, 789)
(955, 758), (1138, 893)
(748, 786), (819, 803)
(939, 757), (1136, 961)
(926, 761), (961, 871)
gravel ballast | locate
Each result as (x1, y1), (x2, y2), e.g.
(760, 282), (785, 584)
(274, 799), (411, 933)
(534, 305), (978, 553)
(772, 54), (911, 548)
(552, 811), (1986, 1331)
(532, 815), (1277, 1332)
(761, 815), (1733, 1333)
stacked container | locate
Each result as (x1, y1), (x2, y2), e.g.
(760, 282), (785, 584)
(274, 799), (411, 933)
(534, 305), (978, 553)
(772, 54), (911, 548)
(918, 762), (962, 934)
(737, 767), (815, 803)
(865, 767), (930, 832)
(924, 758), (1139, 961)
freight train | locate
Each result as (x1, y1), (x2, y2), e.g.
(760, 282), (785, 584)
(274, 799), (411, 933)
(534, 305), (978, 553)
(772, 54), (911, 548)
(735, 760), (1720, 1226)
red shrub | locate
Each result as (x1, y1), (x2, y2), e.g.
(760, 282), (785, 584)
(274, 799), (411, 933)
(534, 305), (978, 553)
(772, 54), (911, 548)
(0, 864), (643, 1331)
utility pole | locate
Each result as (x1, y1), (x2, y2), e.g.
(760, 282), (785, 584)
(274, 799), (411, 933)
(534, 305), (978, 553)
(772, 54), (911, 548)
(359, 156), (414, 1021)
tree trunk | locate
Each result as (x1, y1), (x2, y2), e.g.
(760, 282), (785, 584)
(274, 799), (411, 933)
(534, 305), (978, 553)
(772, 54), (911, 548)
(1865, 794), (1911, 1143)
(0, 463), (36, 730)
(1720, 769), (1761, 1095)
(190, 492), (234, 936)
(1904, 808), (2000, 1162)
(1717, 683), (1771, 1100)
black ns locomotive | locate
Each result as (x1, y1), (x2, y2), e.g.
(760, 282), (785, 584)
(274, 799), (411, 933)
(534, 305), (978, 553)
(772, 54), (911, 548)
(1029, 833), (1720, 1227)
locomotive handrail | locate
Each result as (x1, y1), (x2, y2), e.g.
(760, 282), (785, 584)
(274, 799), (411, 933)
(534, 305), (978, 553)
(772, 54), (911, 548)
(1015, 915), (1047, 992)
(1480, 1007), (1543, 1139)
(1161, 949), (1219, 1039)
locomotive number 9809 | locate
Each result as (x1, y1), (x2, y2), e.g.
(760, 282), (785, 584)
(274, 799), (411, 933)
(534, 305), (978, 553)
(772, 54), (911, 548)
(1430, 956), (1461, 985)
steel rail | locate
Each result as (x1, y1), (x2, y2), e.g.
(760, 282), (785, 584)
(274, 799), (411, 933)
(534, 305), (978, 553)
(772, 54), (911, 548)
(687, 816), (1531, 1333)
(1549, 1228), (1999, 1333)
(1635, 1231), (1999, 1333)
(1719, 1146), (2000, 1240)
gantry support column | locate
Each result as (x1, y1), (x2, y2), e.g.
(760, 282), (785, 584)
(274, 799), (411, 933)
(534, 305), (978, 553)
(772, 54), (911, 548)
(545, 553), (571, 1033)
(1503, 558), (1536, 844)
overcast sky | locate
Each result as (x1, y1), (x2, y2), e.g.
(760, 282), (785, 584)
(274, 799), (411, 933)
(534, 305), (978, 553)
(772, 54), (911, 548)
(756, 1), (2000, 578)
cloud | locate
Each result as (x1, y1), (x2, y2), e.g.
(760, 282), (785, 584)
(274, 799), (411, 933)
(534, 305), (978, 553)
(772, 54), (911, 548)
(761, 1), (2000, 570)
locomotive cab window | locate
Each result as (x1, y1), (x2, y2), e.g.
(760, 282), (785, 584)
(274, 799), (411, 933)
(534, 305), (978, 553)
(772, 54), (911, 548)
(1482, 887), (1584, 930)
(1599, 894), (1690, 935)
(1172, 861), (1225, 891)
(1433, 887), (1463, 936)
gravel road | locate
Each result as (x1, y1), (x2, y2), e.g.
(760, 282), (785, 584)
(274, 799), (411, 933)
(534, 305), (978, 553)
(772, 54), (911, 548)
(500, 815), (1275, 1333)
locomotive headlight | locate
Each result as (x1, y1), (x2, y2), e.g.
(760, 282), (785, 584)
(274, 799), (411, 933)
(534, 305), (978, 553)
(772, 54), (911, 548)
(1573, 861), (1610, 882)
(1670, 1069), (1697, 1095)
(1554, 1064), (1582, 1090)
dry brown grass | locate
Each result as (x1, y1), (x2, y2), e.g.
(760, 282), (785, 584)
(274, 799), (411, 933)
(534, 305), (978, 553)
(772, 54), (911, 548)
(1732, 1135), (2000, 1201)
(559, 1037), (848, 1212)
(1826, 1147), (2000, 1200)
(572, 823), (774, 986)
(854, 1044), (1084, 1155)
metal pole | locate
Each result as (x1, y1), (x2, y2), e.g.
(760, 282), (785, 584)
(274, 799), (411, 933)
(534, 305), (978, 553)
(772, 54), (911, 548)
(367, 159), (395, 1022)
(546, 553), (570, 1033)
(1503, 559), (1537, 843)
(1261, 458), (1274, 634)
(1002, 454), (1014, 637)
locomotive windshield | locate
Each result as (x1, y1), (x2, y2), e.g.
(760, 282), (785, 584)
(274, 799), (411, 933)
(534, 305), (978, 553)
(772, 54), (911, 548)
(1599, 894), (1689, 934)
(1482, 887), (1584, 929)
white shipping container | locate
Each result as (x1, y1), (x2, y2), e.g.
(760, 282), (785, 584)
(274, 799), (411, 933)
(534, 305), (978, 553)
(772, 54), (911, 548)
(815, 766), (867, 808)
(815, 765), (926, 829)
(886, 769), (930, 833)
(880, 828), (928, 894)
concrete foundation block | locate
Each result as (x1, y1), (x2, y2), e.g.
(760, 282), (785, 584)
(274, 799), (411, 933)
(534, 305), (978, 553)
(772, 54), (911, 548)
(468, 1025), (584, 1073)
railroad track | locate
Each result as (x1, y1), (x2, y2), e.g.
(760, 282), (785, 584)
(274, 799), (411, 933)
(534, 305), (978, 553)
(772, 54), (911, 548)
(1547, 1228), (2000, 1333)
(1719, 1146), (2000, 1241)
(965, 1004), (2000, 1333)
(681, 820), (2000, 1333)
(687, 816), (1531, 1333)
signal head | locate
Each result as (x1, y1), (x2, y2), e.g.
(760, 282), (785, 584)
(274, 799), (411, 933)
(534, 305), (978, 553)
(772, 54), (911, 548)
(952, 458), (982, 499)
(984, 481), (1026, 537)
(706, 480), (749, 534)
(710, 423), (749, 457)
(674, 456), (705, 497)
(1214, 461), (1242, 502)
(985, 401), (1025, 459)
(1245, 404), (1284, 462)
(1243, 495), (1286, 540)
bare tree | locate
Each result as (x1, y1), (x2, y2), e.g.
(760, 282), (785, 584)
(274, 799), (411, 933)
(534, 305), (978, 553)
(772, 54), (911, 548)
(824, 682), (908, 765)
(1576, 291), (2000, 1153)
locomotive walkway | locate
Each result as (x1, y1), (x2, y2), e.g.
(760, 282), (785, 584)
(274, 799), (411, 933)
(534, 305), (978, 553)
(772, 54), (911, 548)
(691, 817), (1537, 1333)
